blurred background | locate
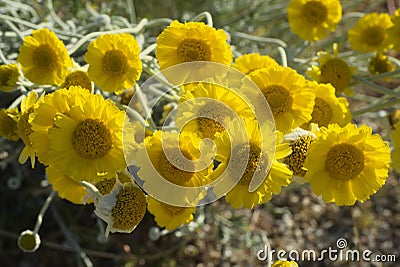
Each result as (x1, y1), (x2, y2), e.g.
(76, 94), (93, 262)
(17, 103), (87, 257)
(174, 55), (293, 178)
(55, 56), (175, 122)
(1, 0), (399, 266)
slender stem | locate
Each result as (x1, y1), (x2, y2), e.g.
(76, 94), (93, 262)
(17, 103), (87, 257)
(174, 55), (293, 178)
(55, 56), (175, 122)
(352, 98), (400, 116)
(135, 84), (157, 130)
(47, 0), (70, 30)
(123, 104), (147, 127)
(68, 18), (148, 55)
(0, 46), (9, 64)
(353, 75), (400, 98)
(126, 0), (136, 23)
(140, 43), (157, 57)
(190, 12), (213, 27)
(33, 190), (57, 234)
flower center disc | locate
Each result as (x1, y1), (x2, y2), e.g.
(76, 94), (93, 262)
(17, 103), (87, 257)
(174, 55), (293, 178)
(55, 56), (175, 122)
(0, 68), (12, 86)
(302, 1), (328, 26)
(63, 71), (92, 91)
(177, 39), (212, 62)
(325, 143), (365, 180)
(111, 185), (146, 230)
(362, 26), (385, 46)
(262, 84), (292, 116)
(157, 148), (195, 186)
(320, 58), (351, 92)
(196, 103), (232, 139)
(230, 143), (263, 186)
(33, 44), (57, 71)
(72, 118), (113, 159)
(284, 135), (313, 177)
(102, 50), (128, 77)
(310, 98), (333, 127)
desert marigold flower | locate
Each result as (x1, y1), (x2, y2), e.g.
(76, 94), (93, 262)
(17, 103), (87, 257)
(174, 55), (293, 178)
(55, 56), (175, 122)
(84, 180), (146, 236)
(211, 119), (292, 209)
(17, 91), (43, 168)
(287, 0), (342, 41)
(348, 12), (393, 53)
(248, 66), (315, 134)
(232, 53), (279, 75)
(17, 28), (73, 85)
(368, 53), (395, 76)
(18, 230), (41, 253)
(155, 20), (232, 70)
(391, 121), (400, 172)
(388, 8), (400, 51)
(147, 196), (196, 231)
(84, 33), (142, 94)
(272, 260), (299, 267)
(0, 108), (20, 141)
(60, 69), (93, 92)
(305, 82), (351, 128)
(177, 82), (254, 139)
(135, 130), (214, 205)
(0, 63), (20, 92)
(306, 43), (355, 95)
(304, 123), (390, 206)
(46, 166), (91, 204)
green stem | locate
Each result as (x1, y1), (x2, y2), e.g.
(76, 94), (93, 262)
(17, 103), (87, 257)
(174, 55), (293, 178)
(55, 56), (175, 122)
(352, 98), (400, 116)
(190, 12), (213, 27)
(353, 75), (400, 98)
(33, 190), (57, 234)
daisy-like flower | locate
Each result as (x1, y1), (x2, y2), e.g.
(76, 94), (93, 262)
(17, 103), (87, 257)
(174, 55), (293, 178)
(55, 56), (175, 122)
(0, 63), (20, 92)
(135, 130), (214, 206)
(348, 12), (393, 53)
(306, 43), (355, 95)
(60, 69), (93, 92)
(84, 33), (142, 94)
(177, 82), (255, 139)
(272, 260), (299, 267)
(248, 65), (315, 134)
(368, 53), (395, 76)
(211, 119), (292, 209)
(46, 166), (91, 204)
(17, 28), (73, 85)
(147, 196), (196, 231)
(391, 121), (400, 172)
(304, 123), (390, 206)
(287, 0), (342, 41)
(304, 82), (351, 128)
(232, 53), (279, 76)
(83, 180), (147, 236)
(0, 108), (20, 141)
(155, 20), (232, 70)
(31, 86), (130, 182)
(17, 91), (43, 167)
(388, 8), (400, 51)
(283, 127), (316, 181)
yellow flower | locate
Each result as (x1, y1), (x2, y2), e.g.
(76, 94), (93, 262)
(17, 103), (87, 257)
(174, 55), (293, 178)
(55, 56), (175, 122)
(147, 196), (196, 231)
(0, 63), (20, 92)
(306, 43), (355, 95)
(232, 53), (279, 76)
(388, 8), (400, 51)
(155, 20), (232, 70)
(287, 0), (342, 41)
(18, 230), (41, 253)
(272, 260), (299, 267)
(31, 86), (129, 181)
(304, 123), (390, 206)
(0, 108), (20, 141)
(60, 69), (93, 92)
(348, 12), (393, 53)
(135, 130), (214, 206)
(248, 66), (315, 134)
(368, 53), (395, 76)
(46, 166), (91, 204)
(391, 121), (400, 172)
(305, 82), (351, 128)
(17, 28), (73, 85)
(177, 82), (255, 139)
(84, 33), (142, 94)
(17, 91), (43, 168)
(84, 180), (146, 236)
(211, 119), (292, 209)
